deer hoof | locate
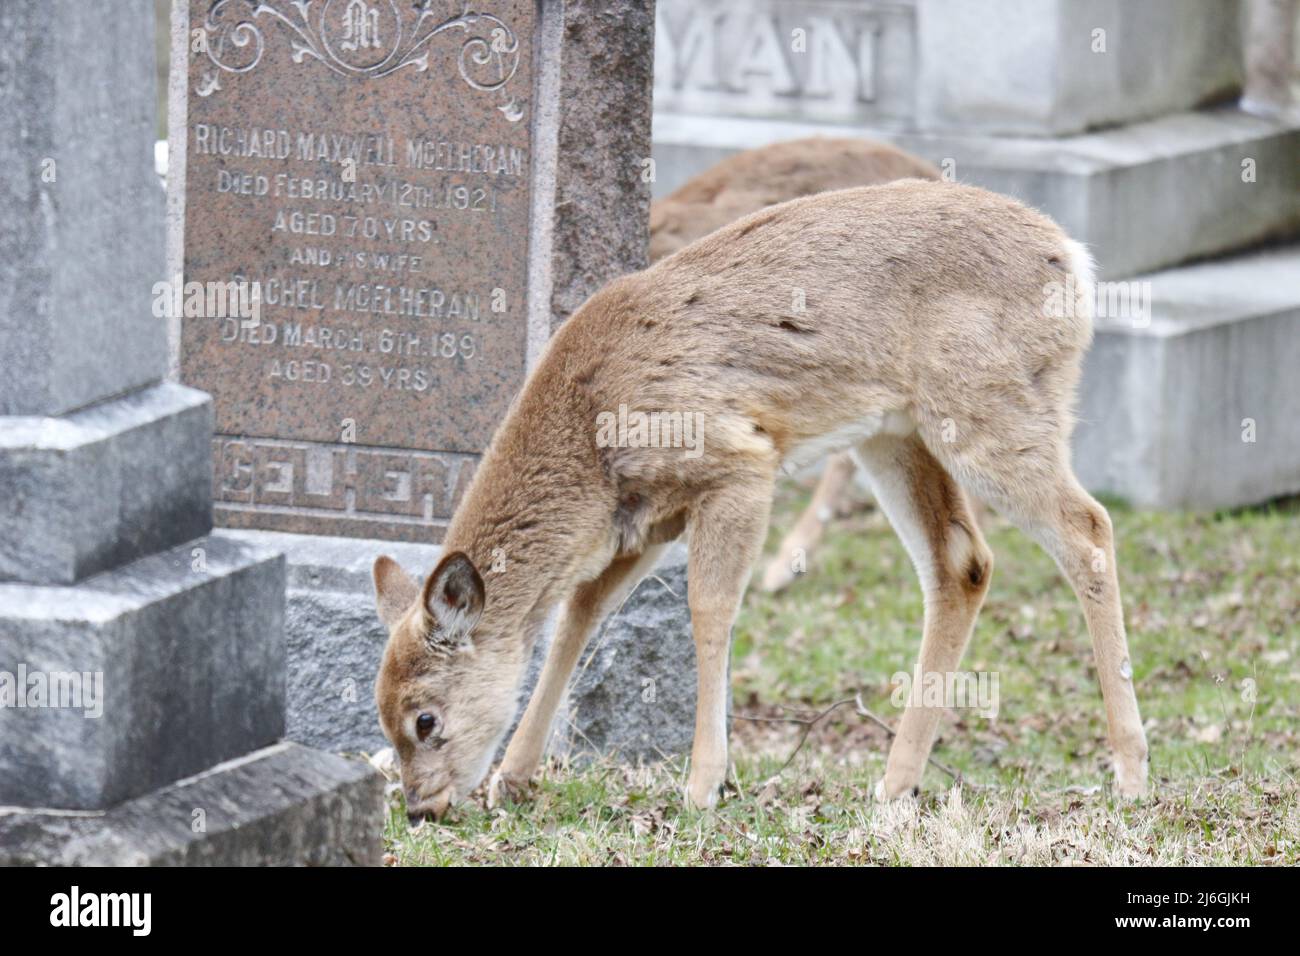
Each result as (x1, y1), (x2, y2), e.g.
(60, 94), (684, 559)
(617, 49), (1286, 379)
(487, 769), (533, 808)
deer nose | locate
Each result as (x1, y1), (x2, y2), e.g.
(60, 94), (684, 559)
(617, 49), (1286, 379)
(406, 787), (453, 824)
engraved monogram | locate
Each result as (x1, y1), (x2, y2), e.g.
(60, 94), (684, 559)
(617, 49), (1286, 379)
(196, 0), (525, 122)
(339, 0), (382, 52)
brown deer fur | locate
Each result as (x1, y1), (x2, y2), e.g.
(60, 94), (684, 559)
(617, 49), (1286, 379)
(373, 178), (1149, 819)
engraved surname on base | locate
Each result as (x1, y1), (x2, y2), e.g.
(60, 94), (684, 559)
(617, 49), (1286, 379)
(213, 436), (478, 527)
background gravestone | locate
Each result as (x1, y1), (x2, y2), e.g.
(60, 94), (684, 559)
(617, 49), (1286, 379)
(169, 0), (688, 758)
(0, 0), (381, 865)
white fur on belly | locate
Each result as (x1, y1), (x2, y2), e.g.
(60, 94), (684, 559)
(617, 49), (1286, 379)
(783, 409), (914, 472)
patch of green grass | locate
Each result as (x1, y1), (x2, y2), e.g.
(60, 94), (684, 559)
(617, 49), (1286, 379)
(385, 489), (1300, 866)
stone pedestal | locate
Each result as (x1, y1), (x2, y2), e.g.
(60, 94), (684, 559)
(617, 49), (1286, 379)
(913, 0), (1242, 136)
(0, 0), (382, 864)
(1074, 243), (1300, 509)
(0, 743), (382, 866)
(0, 535), (285, 810)
(0, 383), (212, 585)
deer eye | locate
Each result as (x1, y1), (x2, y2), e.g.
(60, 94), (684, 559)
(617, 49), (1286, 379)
(415, 712), (439, 741)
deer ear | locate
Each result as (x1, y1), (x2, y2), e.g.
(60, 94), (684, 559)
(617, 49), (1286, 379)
(373, 556), (419, 628)
(421, 551), (485, 647)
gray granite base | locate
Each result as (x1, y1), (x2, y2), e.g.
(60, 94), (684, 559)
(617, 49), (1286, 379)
(547, 543), (697, 762)
(0, 533), (285, 810)
(0, 382), (214, 585)
(1074, 242), (1300, 509)
(222, 530), (699, 763)
(219, 530), (439, 754)
(652, 107), (1300, 280)
(0, 742), (383, 866)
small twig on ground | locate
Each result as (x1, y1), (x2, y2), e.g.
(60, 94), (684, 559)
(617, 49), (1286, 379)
(730, 692), (986, 790)
(730, 697), (858, 775)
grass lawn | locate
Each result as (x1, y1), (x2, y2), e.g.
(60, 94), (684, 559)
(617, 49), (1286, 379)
(383, 483), (1300, 865)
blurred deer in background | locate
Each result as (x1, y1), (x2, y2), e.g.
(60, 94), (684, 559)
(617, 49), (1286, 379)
(648, 137), (939, 261)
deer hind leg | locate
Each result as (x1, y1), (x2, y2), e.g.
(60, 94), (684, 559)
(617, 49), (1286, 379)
(999, 473), (1147, 796)
(685, 476), (774, 810)
(760, 451), (858, 593)
(919, 408), (1148, 798)
(854, 433), (993, 799)
(489, 544), (668, 806)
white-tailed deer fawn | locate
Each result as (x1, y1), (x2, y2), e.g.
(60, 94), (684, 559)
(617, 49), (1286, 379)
(373, 179), (1148, 820)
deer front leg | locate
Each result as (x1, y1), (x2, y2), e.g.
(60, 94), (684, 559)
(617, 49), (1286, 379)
(685, 478), (773, 810)
(489, 547), (666, 807)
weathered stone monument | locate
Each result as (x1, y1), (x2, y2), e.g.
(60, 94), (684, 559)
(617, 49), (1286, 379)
(652, 0), (1300, 508)
(168, 0), (689, 756)
(177, 1), (538, 542)
(0, 0), (382, 864)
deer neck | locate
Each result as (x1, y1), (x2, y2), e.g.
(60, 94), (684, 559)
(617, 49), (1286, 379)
(442, 369), (612, 646)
